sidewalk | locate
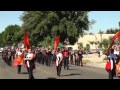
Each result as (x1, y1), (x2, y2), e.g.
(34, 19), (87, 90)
(83, 54), (106, 69)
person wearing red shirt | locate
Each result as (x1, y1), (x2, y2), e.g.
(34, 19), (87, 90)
(63, 47), (69, 70)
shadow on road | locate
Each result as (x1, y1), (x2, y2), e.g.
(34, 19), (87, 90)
(68, 68), (77, 70)
(21, 72), (29, 74)
(61, 73), (82, 77)
(46, 77), (57, 79)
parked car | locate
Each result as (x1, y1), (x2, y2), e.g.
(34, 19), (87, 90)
(0, 48), (3, 53)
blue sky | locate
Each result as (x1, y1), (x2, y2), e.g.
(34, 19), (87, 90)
(0, 11), (23, 33)
(0, 11), (120, 34)
(88, 11), (120, 34)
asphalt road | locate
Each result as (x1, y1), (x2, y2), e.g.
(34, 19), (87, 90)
(0, 55), (110, 79)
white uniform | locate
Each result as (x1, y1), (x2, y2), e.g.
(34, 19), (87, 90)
(17, 51), (22, 56)
(26, 53), (33, 58)
(56, 53), (62, 66)
(108, 53), (117, 70)
(26, 53), (33, 67)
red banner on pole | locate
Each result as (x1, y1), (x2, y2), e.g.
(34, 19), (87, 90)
(54, 35), (60, 51)
(24, 31), (30, 50)
(105, 31), (120, 55)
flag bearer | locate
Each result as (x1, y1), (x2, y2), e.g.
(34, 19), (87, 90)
(24, 49), (35, 79)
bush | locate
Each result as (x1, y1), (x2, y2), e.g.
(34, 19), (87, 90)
(83, 60), (90, 64)
(102, 49), (108, 55)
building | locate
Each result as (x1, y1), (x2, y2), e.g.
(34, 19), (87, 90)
(66, 34), (115, 50)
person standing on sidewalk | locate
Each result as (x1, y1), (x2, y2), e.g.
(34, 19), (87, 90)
(78, 48), (83, 66)
(56, 48), (63, 77)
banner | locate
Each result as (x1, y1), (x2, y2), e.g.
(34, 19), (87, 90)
(54, 35), (60, 51)
(105, 31), (120, 55)
(24, 31), (30, 50)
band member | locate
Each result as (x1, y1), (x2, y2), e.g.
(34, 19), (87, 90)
(2, 49), (7, 63)
(15, 48), (23, 74)
(63, 47), (69, 70)
(56, 48), (63, 77)
(7, 48), (12, 66)
(11, 49), (16, 61)
(46, 49), (52, 66)
(36, 48), (42, 64)
(24, 49), (34, 79)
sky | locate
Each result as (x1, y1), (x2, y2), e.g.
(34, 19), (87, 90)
(0, 11), (23, 33)
(88, 11), (120, 34)
(0, 11), (120, 34)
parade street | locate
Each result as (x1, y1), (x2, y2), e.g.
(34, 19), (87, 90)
(0, 56), (109, 79)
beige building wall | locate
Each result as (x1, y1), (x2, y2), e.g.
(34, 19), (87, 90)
(66, 34), (115, 50)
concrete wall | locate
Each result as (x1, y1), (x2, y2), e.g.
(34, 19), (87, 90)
(66, 34), (115, 50)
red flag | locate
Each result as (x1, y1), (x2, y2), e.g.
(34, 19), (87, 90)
(54, 35), (60, 51)
(12, 59), (20, 67)
(105, 61), (111, 72)
(24, 31), (30, 50)
(105, 31), (120, 55)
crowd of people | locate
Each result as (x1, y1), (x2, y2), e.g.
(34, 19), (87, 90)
(1, 47), (84, 79)
(2, 45), (120, 79)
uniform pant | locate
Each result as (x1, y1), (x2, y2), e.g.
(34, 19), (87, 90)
(108, 68), (116, 79)
(48, 55), (52, 66)
(17, 65), (21, 74)
(108, 61), (116, 79)
(56, 62), (62, 76)
(8, 57), (12, 66)
(25, 60), (34, 79)
(36, 54), (41, 63)
(64, 57), (69, 70)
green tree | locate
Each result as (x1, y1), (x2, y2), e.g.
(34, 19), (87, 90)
(105, 28), (119, 34)
(77, 43), (83, 49)
(89, 41), (94, 45)
(102, 39), (109, 49)
(3, 25), (21, 46)
(20, 11), (90, 46)
(0, 32), (5, 47)
(98, 30), (104, 34)
(89, 32), (94, 35)
(86, 44), (90, 50)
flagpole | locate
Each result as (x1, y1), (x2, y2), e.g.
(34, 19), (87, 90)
(51, 35), (60, 66)
(118, 22), (120, 52)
